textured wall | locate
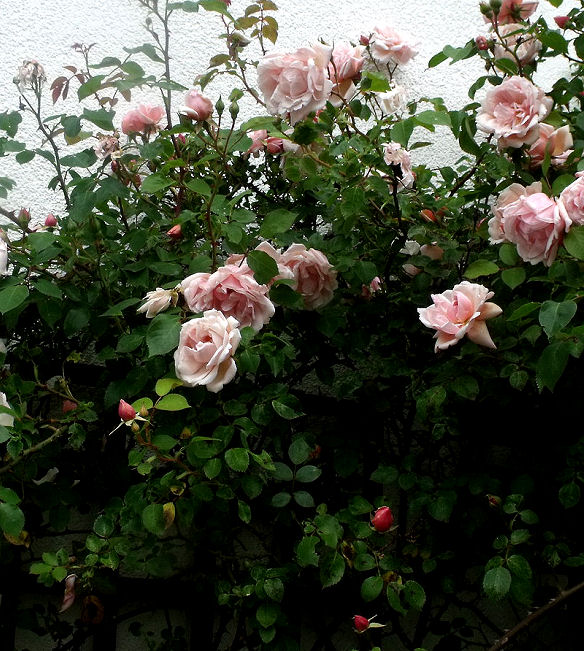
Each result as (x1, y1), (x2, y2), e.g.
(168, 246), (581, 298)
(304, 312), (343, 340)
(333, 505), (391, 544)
(0, 0), (576, 222)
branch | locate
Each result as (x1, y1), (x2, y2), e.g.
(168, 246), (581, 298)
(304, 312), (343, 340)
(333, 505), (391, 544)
(488, 579), (584, 651)
(0, 426), (67, 476)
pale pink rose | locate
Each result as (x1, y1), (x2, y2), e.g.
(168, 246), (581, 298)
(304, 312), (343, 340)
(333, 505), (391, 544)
(329, 43), (364, 96)
(137, 287), (179, 318)
(246, 129), (284, 155)
(121, 104), (165, 135)
(477, 76), (552, 148)
(329, 79), (357, 107)
(384, 142), (415, 190)
(369, 25), (418, 65)
(483, 0), (539, 25)
(181, 264), (275, 331)
(362, 276), (382, 297)
(558, 173), (584, 227)
(493, 23), (541, 65)
(257, 43), (334, 124)
(418, 281), (502, 352)
(225, 242), (295, 285)
(527, 123), (573, 166)
(489, 181), (542, 243)
(174, 310), (241, 393)
(180, 90), (213, 121)
(0, 239), (8, 276)
(377, 85), (407, 115)
(279, 244), (338, 310)
(496, 192), (569, 265)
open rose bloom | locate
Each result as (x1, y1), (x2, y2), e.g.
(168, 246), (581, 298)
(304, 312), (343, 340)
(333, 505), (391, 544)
(246, 129), (284, 156)
(369, 24), (418, 65)
(483, 0), (539, 25)
(477, 76), (552, 148)
(490, 186), (569, 266)
(279, 244), (337, 309)
(174, 310), (241, 393)
(257, 43), (333, 124)
(418, 282), (502, 352)
(559, 173), (584, 226)
(181, 265), (275, 331)
(225, 241), (295, 285)
(180, 90), (213, 121)
(527, 123), (573, 167)
(328, 43), (363, 106)
(121, 104), (165, 135)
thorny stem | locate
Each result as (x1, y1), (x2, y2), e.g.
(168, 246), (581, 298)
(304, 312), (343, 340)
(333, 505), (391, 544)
(0, 426), (67, 477)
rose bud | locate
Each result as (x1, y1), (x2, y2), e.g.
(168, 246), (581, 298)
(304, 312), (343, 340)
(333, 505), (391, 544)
(359, 34), (370, 46)
(45, 213), (57, 227)
(180, 90), (214, 121)
(118, 399), (136, 422)
(475, 35), (489, 51)
(353, 615), (370, 633)
(62, 400), (78, 414)
(167, 224), (182, 239)
(18, 208), (30, 225)
(554, 16), (570, 29)
(420, 208), (437, 223)
(177, 133), (186, 145)
(371, 506), (394, 532)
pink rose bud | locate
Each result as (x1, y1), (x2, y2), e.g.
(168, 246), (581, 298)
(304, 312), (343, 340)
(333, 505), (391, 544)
(62, 400), (78, 414)
(118, 399), (136, 422)
(353, 615), (370, 632)
(45, 213), (57, 227)
(475, 35), (489, 50)
(359, 34), (370, 46)
(554, 16), (570, 29)
(181, 90), (214, 121)
(18, 208), (30, 224)
(177, 133), (186, 145)
(371, 506), (394, 532)
(167, 224), (182, 239)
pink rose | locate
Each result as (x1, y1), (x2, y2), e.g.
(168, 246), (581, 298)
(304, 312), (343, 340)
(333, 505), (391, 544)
(181, 264), (275, 331)
(279, 244), (337, 310)
(377, 85), (407, 115)
(137, 287), (179, 318)
(495, 191), (569, 265)
(174, 310), (241, 393)
(121, 104), (165, 135)
(180, 90), (213, 121)
(225, 242), (295, 285)
(493, 23), (541, 65)
(488, 181), (542, 243)
(257, 43), (334, 124)
(329, 43), (363, 104)
(246, 130), (284, 155)
(369, 25), (418, 65)
(362, 276), (382, 297)
(384, 142), (415, 190)
(477, 76), (552, 148)
(418, 281), (502, 352)
(558, 173), (584, 227)
(483, 0), (539, 25)
(0, 239), (8, 276)
(527, 123), (573, 166)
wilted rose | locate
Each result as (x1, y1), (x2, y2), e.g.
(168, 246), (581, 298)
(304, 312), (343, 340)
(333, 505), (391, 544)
(94, 135), (120, 160)
(181, 264), (275, 331)
(257, 43), (333, 124)
(527, 123), (573, 167)
(16, 60), (46, 88)
(121, 104), (165, 135)
(180, 90), (213, 121)
(477, 76), (552, 148)
(377, 85), (407, 115)
(279, 244), (337, 310)
(137, 287), (179, 318)
(174, 310), (241, 393)
(369, 24), (418, 65)
(418, 281), (502, 351)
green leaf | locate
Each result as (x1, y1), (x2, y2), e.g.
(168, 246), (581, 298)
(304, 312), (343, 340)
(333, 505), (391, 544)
(142, 504), (166, 536)
(272, 492), (291, 507)
(155, 378), (183, 396)
(225, 448), (250, 472)
(0, 503), (25, 537)
(288, 438), (310, 465)
(501, 267), (526, 289)
(293, 490), (315, 507)
(451, 375), (479, 400)
(203, 458), (222, 479)
(101, 297), (141, 316)
(32, 278), (62, 299)
(464, 259), (499, 279)
(151, 435), (178, 450)
(141, 174), (175, 194)
(82, 108), (115, 131)
(361, 575), (384, 602)
(63, 307), (90, 337)
(0, 487), (20, 505)
(320, 551), (345, 588)
(247, 250), (279, 285)
(510, 529), (530, 545)
(559, 482), (581, 509)
(564, 226), (584, 260)
(93, 515), (114, 538)
(387, 583), (407, 615)
(295, 465), (322, 483)
(264, 578), (284, 602)
(427, 492), (456, 522)
(272, 400), (302, 420)
(78, 75), (106, 100)
(238, 500), (251, 523)
(390, 118), (415, 148)
(185, 178), (211, 196)
(539, 29), (568, 54)
(156, 393), (190, 411)
(539, 300), (577, 338)
(256, 602), (278, 628)
(296, 536), (319, 567)
(147, 314), (181, 357)
(536, 342), (570, 392)
(483, 566), (512, 600)
(0, 285), (29, 314)
(404, 581), (426, 610)
(508, 302), (540, 321)
(259, 209), (297, 238)
(507, 555), (532, 580)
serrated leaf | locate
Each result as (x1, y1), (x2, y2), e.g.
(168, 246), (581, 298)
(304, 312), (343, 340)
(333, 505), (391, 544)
(0, 503), (25, 537)
(361, 575), (384, 602)
(0, 285), (29, 314)
(259, 209), (297, 238)
(507, 555), (532, 580)
(501, 267), (526, 289)
(295, 465), (322, 483)
(247, 250), (279, 285)
(155, 378), (184, 396)
(225, 447), (250, 472)
(293, 490), (315, 507)
(539, 300), (577, 338)
(296, 536), (319, 567)
(483, 566), (511, 600)
(272, 400), (302, 420)
(559, 481), (581, 509)
(288, 438), (310, 465)
(404, 580), (426, 610)
(141, 174), (175, 194)
(146, 314), (181, 357)
(142, 504), (166, 536)
(264, 578), (284, 602)
(271, 492), (291, 507)
(536, 342), (570, 392)
(387, 583), (407, 615)
(320, 551), (345, 588)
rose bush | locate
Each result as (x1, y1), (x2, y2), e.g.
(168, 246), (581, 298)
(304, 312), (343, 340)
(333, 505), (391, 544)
(2, 0), (584, 649)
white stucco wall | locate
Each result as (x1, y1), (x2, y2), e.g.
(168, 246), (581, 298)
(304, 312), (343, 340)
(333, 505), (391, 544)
(0, 0), (577, 223)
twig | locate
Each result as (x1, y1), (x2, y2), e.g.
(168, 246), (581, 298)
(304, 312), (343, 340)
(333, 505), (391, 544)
(0, 426), (67, 476)
(487, 579), (584, 651)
